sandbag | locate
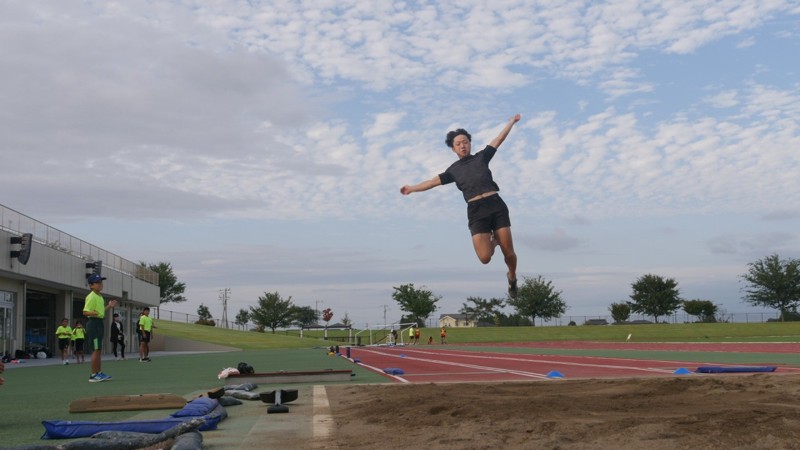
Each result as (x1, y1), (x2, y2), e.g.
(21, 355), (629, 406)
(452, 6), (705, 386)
(171, 397), (218, 418)
(225, 390), (260, 400)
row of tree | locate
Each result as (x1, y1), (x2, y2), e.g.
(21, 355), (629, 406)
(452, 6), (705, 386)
(392, 254), (800, 326)
(148, 254), (800, 330)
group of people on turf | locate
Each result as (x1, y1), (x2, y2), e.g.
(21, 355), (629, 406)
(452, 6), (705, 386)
(55, 318), (88, 364)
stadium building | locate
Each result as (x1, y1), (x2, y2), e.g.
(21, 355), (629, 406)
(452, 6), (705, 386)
(0, 203), (159, 359)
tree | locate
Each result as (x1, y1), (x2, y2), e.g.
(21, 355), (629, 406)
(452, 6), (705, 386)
(321, 308), (334, 339)
(493, 312), (533, 326)
(234, 308), (250, 330)
(341, 312), (352, 328)
(292, 306), (318, 329)
(740, 254), (800, 321)
(682, 299), (718, 323)
(196, 303), (215, 326)
(506, 276), (567, 326)
(249, 292), (295, 333)
(609, 302), (631, 323)
(142, 261), (187, 305)
(628, 274), (682, 323)
(392, 284), (440, 326)
(460, 297), (505, 326)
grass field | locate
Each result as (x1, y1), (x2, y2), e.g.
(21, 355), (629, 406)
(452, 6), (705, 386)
(160, 319), (800, 347)
(1, 320), (798, 447)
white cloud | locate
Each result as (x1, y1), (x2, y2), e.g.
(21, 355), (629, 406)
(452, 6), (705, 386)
(1, 1), (798, 325)
(705, 89), (740, 108)
(364, 112), (406, 139)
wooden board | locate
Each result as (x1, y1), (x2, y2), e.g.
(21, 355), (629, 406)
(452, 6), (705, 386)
(227, 369), (353, 384)
(69, 393), (187, 413)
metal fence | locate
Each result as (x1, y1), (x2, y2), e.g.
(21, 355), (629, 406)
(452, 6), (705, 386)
(0, 203), (158, 285)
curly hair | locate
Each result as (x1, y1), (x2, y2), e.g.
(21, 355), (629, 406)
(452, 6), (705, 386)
(445, 128), (471, 148)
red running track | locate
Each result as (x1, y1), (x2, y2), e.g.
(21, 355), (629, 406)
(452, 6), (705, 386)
(346, 342), (800, 383)
(469, 341), (800, 353)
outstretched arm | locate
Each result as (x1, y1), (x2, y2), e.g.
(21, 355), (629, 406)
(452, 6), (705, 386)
(489, 114), (521, 149)
(400, 175), (442, 195)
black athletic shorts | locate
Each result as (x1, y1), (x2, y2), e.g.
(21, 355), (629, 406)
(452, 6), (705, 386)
(85, 318), (104, 351)
(466, 194), (511, 235)
(58, 338), (70, 350)
(140, 331), (151, 343)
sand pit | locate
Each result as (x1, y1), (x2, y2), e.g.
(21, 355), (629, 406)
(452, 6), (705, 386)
(327, 374), (800, 449)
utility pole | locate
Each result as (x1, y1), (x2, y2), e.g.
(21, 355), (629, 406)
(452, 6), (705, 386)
(219, 288), (230, 329)
(315, 300), (323, 324)
(382, 304), (389, 326)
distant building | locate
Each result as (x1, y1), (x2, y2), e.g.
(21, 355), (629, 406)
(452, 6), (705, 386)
(438, 313), (477, 328)
(1, 204), (160, 358)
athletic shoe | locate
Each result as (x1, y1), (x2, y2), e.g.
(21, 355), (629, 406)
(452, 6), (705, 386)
(88, 373), (101, 382)
(143, 357), (151, 362)
(508, 277), (518, 298)
(63, 360), (69, 365)
(95, 372), (113, 381)
(139, 358), (144, 362)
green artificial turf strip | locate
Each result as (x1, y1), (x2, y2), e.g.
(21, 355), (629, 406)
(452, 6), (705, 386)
(0, 348), (382, 447)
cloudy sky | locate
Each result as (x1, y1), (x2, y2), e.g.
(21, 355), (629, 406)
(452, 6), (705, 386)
(2, 1), (799, 327)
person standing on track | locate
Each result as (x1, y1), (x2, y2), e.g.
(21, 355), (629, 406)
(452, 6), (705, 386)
(401, 114), (522, 297)
(55, 318), (73, 365)
(72, 320), (86, 364)
(83, 273), (118, 382)
(110, 313), (125, 361)
(138, 307), (153, 362)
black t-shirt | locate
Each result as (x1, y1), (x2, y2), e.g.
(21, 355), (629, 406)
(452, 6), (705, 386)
(438, 145), (500, 202)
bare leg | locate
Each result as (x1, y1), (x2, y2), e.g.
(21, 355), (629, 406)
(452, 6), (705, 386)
(471, 232), (497, 264)
(91, 350), (101, 374)
(494, 227), (517, 281)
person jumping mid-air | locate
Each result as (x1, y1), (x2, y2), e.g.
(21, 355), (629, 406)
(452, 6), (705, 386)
(401, 114), (521, 297)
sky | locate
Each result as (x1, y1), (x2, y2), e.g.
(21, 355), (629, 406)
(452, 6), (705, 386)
(2, 1), (799, 327)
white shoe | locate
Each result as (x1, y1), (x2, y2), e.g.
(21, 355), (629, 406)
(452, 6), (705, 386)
(63, 360), (69, 365)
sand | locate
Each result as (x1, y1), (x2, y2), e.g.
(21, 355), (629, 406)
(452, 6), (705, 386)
(326, 374), (800, 449)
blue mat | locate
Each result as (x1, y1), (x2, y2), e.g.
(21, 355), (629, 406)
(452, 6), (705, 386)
(695, 366), (777, 374)
(42, 398), (224, 439)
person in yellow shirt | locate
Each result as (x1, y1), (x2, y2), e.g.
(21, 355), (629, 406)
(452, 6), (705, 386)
(138, 307), (153, 362)
(72, 320), (86, 364)
(83, 273), (118, 382)
(55, 318), (73, 365)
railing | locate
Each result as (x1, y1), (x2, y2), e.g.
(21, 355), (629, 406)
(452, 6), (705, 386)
(0, 203), (158, 285)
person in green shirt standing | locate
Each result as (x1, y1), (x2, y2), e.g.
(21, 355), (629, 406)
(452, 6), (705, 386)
(72, 320), (86, 364)
(83, 273), (118, 382)
(55, 318), (72, 365)
(138, 307), (153, 362)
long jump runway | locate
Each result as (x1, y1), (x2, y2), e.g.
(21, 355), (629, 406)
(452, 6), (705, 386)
(346, 342), (800, 383)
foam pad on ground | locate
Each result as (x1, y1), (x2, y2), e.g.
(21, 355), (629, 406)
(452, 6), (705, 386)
(695, 366), (777, 373)
(383, 367), (405, 375)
